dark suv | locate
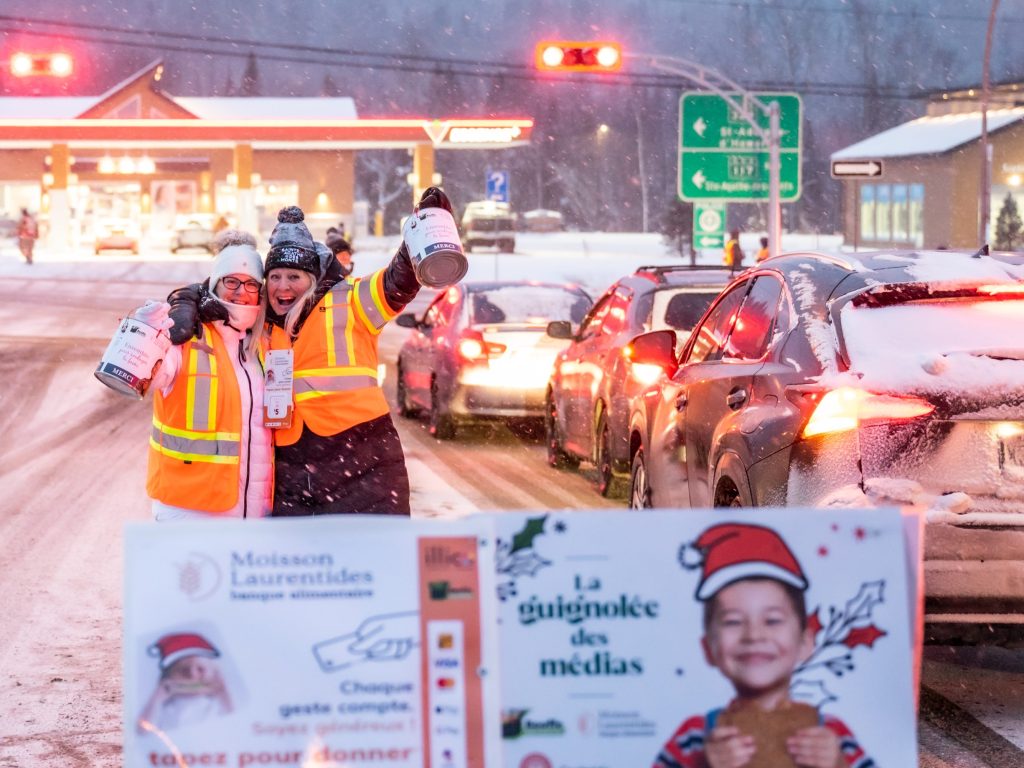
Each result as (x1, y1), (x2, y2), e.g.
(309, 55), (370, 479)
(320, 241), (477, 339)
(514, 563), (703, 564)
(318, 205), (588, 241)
(545, 265), (730, 496)
(626, 250), (1024, 626)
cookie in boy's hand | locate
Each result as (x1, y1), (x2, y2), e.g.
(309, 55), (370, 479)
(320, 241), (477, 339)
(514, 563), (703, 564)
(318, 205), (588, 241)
(717, 700), (819, 768)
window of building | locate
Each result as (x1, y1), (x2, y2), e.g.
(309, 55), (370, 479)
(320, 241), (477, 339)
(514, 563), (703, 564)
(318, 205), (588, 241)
(909, 184), (924, 247)
(892, 184), (908, 242)
(875, 184), (891, 241)
(860, 185), (875, 241)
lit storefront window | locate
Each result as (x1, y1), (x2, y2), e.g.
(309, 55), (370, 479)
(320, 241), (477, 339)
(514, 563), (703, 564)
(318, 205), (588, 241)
(860, 185), (875, 241)
(909, 184), (924, 246)
(892, 185), (908, 242)
(875, 184), (891, 242)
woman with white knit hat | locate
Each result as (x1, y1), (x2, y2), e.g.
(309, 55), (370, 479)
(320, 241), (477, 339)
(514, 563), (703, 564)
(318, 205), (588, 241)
(134, 230), (274, 520)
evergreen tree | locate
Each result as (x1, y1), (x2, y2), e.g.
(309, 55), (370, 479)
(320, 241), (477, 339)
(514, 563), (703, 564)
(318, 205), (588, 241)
(660, 199), (695, 263)
(995, 193), (1023, 251)
(239, 53), (261, 97)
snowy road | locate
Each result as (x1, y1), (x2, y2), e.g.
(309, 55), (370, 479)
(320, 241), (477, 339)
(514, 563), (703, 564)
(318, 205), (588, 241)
(0, 243), (1022, 765)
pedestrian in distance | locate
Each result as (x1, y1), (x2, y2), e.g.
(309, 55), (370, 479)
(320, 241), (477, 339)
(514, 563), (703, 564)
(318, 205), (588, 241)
(139, 229), (274, 521)
(724, 229), (744, 271)
(326, 228), (355, 277)
(757, 236), (770, 263)
(17, 208), (38, 265)
(167, 187), (456, 517)
(653, 523), (873, 768)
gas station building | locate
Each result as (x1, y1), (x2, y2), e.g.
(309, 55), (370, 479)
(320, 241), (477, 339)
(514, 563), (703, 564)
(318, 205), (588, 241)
(0, 60), (532, 250)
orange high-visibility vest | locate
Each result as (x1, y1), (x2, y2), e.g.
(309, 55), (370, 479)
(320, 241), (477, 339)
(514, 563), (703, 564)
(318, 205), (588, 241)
(270, 270), (398, 447)
(147, 325), (242, 512)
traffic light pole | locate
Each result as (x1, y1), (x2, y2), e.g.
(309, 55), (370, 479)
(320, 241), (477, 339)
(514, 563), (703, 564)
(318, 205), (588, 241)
(628, 53), (783, 258)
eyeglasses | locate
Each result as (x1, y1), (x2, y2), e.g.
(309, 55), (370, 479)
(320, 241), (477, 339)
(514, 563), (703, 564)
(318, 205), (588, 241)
(221, 276), (262, 294)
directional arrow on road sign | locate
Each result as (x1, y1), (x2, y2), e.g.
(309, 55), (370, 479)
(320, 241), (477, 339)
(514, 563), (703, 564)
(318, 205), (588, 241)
(831, 160), (883, 179)
(694, 117), (707, 138)
(692, 170), (706, 189)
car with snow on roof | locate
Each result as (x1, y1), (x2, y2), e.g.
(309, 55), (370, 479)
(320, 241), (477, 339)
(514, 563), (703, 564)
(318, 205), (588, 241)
(626, 248), (1024, 634)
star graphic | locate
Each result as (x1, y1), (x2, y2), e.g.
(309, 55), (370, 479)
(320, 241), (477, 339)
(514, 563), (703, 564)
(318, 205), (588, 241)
(854, 527), (866, 540)
(817, 545), (829, 557)
(553, 520), (567, 533)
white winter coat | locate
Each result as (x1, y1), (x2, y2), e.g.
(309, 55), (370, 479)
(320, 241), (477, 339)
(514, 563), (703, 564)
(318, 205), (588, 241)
(150, 319), (274, 521)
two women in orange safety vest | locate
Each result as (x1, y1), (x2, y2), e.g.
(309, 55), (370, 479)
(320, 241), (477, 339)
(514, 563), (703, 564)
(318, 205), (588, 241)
(140, 231), (274, 520)
(162, 187), (451, 517)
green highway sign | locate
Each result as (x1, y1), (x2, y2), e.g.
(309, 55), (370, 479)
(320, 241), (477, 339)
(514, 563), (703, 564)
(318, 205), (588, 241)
(680, 152), (801, 201)
(693, 202), (726, 249)
(680, 93), (801, 151)
(678, 92), (802, 202)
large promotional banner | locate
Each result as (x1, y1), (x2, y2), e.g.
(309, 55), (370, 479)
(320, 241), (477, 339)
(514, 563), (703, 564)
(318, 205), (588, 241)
(123, 517), (500, 768)
(494, 508), (918, 768)
(125, 508), (919, 768)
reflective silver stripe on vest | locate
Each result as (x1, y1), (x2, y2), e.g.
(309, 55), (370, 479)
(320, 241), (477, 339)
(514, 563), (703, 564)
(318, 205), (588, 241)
(326, 285), (353, 366)
(190, 336), (214, 431)
(356, 276), (389, 331)
(151, 426), (240, 457)
(294, 374), (379, 394)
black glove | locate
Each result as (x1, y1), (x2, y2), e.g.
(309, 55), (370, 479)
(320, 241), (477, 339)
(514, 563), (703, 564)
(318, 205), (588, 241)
(197, 280), (230, 325)
(416, 186), (453, 215)
(166, 283), (202, 344)
(166, 280), (230, 344)
(383, 241), (421, 312)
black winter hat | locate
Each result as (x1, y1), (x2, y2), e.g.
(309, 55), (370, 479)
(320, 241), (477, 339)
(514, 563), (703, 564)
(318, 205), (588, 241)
(265, 206), (320, 278)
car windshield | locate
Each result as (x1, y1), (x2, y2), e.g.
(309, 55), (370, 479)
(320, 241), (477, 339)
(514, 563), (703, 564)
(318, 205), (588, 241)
(836, 292), (1024, 402)
(470, 286), (590, 326)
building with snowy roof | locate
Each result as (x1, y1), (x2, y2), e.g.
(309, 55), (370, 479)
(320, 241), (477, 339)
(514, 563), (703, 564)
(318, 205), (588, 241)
(831, 84), (1024, 250)
(0, 61), (532, 251)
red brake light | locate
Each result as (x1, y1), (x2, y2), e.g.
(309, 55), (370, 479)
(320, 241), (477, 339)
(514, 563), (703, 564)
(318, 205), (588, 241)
(800, 386), (935, 438)
(457, 330), (506, 363)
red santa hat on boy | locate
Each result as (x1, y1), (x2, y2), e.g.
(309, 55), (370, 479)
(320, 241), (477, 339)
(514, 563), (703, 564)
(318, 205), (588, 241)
(148, 632), (220, 670)
(680, 523), (808, 601)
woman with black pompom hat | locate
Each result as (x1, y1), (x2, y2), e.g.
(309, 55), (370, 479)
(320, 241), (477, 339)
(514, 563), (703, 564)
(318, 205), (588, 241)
(257, 188), (454, 516)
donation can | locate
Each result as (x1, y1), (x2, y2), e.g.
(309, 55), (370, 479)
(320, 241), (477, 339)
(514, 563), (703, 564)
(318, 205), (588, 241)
(94, 315), (171, 399)
(402, 207), (469, 288)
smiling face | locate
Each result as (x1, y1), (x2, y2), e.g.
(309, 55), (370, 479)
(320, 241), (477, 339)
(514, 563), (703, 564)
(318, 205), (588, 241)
(266, 268), (314, 314)
(701, 579), (813, 706)
(214, 272), (261, 306)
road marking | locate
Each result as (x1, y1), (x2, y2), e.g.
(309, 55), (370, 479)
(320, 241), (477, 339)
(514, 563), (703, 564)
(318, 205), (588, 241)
(919, 685), (1024, 765)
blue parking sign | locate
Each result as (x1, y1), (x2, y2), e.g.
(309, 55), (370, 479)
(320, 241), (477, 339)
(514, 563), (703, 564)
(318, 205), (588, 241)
(486, 169), (510, 203)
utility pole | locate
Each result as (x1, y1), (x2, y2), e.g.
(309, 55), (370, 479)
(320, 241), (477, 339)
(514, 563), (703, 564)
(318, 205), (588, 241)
(979, 0), (1001, 245)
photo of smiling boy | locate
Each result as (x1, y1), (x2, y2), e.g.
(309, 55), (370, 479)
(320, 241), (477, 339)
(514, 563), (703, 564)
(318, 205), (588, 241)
(653, 523), (875, 768)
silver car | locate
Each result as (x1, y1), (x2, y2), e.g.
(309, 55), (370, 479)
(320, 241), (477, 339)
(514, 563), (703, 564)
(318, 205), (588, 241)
(396, 281), (592, 439)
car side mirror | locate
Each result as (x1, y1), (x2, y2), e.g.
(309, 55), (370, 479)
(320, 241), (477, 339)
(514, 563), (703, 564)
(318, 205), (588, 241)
(546, 320), (573, 339)
(627, 330), (678, 376)
(396, 313), (420, 329)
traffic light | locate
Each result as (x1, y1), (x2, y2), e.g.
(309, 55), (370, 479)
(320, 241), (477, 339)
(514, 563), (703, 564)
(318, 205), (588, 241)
(9, 52), (74, 78)
(534, 41), (622, 72)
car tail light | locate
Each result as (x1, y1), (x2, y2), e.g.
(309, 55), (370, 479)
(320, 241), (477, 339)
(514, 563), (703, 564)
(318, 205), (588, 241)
(792, 386), (935, 438)
(457, 329), (507, 363)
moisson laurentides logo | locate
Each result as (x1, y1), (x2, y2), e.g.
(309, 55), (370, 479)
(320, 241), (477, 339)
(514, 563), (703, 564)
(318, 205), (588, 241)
(502, 709), (566, 739)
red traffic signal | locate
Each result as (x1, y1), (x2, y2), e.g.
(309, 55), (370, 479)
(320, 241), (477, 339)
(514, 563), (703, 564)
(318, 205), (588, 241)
(10, 51), (74, 78)
(534, 41), (622, 72)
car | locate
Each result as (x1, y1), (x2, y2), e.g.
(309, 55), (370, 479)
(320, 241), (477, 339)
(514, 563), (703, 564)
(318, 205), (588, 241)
(395, 281), (592, 439)
(521, 209), (564, 232)
(545, 265), (731, 496)
(171, 220), (216, 253)
(460, 200), (516, 252)
(94, 220), (139, 255)
(626, 249), (1024, 627)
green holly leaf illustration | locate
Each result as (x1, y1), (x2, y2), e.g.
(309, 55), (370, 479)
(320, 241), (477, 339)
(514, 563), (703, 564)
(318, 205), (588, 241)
(510, 516), (548, 554)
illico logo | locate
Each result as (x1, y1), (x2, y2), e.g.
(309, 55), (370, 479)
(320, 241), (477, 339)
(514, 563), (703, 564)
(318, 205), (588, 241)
(175, 552), (222, 601)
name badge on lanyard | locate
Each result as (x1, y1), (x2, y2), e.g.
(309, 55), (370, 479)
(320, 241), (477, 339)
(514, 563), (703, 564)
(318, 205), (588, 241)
(263, 349), (294, 429)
